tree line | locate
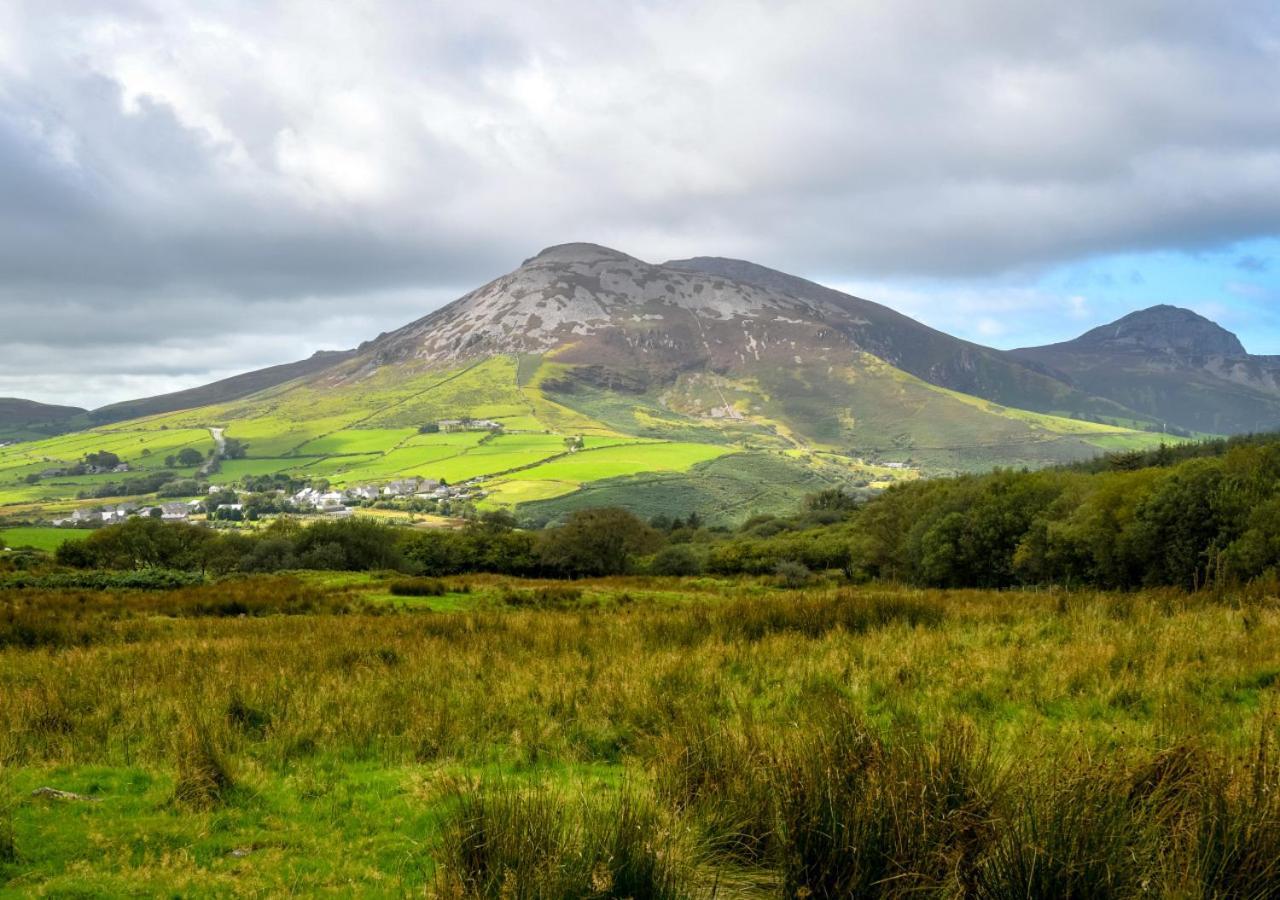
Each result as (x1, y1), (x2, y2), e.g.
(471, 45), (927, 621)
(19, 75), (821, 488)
(54, 508), (669, 580)
(708, 437), (1280, 589)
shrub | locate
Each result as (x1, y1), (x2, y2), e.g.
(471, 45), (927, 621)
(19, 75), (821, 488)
(0, 569), (203, 590)
(774, 560), (811, 589)
(293, 518), (407, 572)
(538, 507), (662, 577)
(649, 545), (704, 577)
(388, 578), (447, 597)
(500, 585), (583, 609)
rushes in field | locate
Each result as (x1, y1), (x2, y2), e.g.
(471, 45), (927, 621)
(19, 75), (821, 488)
(717, 588), (945, 641)
(0, 787), (16, 865)
(172, 712), (235, 809)
(432, 779), (696, 899)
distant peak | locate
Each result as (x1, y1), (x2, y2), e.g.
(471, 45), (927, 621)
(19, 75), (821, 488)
(522, 243), (639, 267)
(1070, 304), (1246, 357)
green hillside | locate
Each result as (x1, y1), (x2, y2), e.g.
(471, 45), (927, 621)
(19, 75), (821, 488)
(0, 350), (1173, 524)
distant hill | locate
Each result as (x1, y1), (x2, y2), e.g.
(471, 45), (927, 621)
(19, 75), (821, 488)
(0, 398), (87, 441)
(1013, 305), (1280, 434)
(88, 350), (357, 425)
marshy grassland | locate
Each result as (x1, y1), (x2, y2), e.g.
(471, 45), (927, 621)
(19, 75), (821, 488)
(2, 574), (1279, 896)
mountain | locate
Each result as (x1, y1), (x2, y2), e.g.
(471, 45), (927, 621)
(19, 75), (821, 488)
(347, 243), (1148, 466)
(0, 244), (1168, 524)
(364, 242), (1127, 420)
(0, 398), (87, 442)
(1013, 305), (1280, 435)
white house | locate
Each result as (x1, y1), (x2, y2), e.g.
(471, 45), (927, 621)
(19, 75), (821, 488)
(316, 491), (346, 510)
(291, 487), (320, 508)
(344, 485), (380, 501)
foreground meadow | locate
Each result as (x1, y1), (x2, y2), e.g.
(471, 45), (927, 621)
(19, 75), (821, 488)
(2, 574), (1279, 896)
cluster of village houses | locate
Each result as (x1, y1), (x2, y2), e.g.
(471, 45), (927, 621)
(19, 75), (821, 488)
(51, 476), (481, 527)
(287, 477), (476, 515)
(53, 499), (200, 526)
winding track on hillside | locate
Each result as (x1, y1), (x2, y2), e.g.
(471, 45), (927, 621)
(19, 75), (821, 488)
(200, 427), (226, 475)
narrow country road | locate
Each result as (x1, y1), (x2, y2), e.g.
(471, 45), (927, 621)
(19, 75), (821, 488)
(200, 427), (226, 476)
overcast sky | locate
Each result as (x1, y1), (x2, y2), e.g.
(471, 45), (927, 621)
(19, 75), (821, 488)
(3, 0), (1279, 408)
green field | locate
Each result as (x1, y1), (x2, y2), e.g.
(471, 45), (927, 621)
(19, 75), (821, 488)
(507, 441), (730, 482)
(293, 427), (419, 456)
(0, 527), (90, 551)
(516, 451), (843, 525)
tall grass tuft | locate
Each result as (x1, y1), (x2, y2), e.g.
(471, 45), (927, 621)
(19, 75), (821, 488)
(1183, 731), (1280, 897)
(653, 715), (775, 864)
(770, 714), (999, 897)
(0, 789), (16, 865)
(656, 709), (1000, 897)
(432, 779), (695, 898)
(718, 589), (945, 641)
(172, 713), (235, 809)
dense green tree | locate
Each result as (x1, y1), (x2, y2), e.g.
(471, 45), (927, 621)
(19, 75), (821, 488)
(293, 518), (406, 572)
(538, 508), (661, 577)
(84, 450), (121, 470)
(176, 448), (205, 467)
(69, 518), (214, 570)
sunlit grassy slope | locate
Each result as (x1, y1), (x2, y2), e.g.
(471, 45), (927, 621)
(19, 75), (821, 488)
(0, 352), (1173, 520)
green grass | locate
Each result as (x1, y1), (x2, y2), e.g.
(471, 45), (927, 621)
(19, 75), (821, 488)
(0, 527), (90, 552)
(324, 435), (487, 486)
(0, 428), (214, 477)
(293, 428), (419, 456)
(210, 458), (310, 480)
(479, 478), (582, 507)
(2, 577), (1279, 893)
(516, 451), (842, 525)
(511, 441), (730, 483)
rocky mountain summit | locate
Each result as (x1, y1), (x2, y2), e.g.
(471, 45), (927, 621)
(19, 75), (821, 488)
(1015, 305), (1280, 434)
(1033, 305), (1248, 360)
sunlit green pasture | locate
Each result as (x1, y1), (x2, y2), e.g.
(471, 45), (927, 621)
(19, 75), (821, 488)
(0, 526), (90, 551)
(0, 428), (214, 475)
(512, 441), (731, 483)
(293, 428), (418, 456)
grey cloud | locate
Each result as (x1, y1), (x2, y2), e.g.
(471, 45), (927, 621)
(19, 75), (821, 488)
(2, 0), (1279, 406)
